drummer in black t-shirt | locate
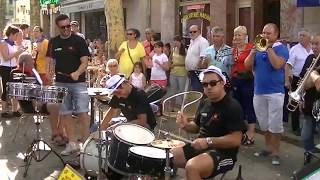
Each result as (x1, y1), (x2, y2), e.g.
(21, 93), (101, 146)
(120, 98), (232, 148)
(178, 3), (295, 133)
(300, 34), (320, 154)
(171, 66), (246, 179)
(101, 74), (157, 130)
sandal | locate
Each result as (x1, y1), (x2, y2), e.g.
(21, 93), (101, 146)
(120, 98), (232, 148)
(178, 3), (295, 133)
(242, 138), (255, 146)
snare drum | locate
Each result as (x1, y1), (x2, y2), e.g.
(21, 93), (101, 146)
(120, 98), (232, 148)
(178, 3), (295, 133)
(127, 146), (173, 177)
(80, 131), (109, 177)
(37, 86), (68, 103)
(107, 123), (155, 175)
(7, 82), (39, 100)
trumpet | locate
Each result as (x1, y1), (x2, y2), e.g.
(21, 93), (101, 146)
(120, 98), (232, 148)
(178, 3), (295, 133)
(254, 34), (268, 52)
(287, 53), (320, 111)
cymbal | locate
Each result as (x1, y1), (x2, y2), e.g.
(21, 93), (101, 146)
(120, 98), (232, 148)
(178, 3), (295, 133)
(151, 139), (186, 149)
(87, 88), (112, 96)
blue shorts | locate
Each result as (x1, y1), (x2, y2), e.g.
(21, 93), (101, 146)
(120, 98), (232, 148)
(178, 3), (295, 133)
(55, 82), (89, 115)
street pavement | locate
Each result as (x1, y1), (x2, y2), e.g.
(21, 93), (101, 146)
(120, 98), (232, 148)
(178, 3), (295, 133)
(0, 114), (311, 180)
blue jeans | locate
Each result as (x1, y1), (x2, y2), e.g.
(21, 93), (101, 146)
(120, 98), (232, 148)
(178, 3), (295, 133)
(55, 82), (89, 115)
(301, 115), (317, 151)
(232, 78), (256, 124)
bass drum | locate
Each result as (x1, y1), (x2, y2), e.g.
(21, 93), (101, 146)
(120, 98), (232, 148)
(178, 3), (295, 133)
(127, 146), (173, 177)
(80, 131), (108, 177)
(107, 123), (155, 176)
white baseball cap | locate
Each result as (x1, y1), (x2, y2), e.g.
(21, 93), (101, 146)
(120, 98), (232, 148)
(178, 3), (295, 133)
(105, 74), (126, 93)
(199, 65), (226, 85)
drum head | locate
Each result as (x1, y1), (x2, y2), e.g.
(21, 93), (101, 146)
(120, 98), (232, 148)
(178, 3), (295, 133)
(113, 124), (155, 145)
(129, 146), (173, 159)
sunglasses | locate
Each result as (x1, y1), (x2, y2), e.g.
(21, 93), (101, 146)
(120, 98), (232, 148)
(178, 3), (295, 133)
(127, 33), (134, 36)
(59, 24), (71, 29)
(202, 80), (221, 88)
(190, 31), (198, 34)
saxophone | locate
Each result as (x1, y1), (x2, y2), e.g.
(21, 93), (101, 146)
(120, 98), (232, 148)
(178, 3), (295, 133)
(287, 53), (320, 112)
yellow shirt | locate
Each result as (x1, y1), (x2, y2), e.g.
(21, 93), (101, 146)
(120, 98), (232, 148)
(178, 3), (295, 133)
(35, 39), (49, 74)
(171, 48), (187, 76)
(118, 41), (145, 78)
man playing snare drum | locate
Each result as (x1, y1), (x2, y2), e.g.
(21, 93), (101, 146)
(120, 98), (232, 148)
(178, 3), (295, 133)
(171, 66), (246, 180)
(101, 74), (157, 130)
(10, 52), (61, 143)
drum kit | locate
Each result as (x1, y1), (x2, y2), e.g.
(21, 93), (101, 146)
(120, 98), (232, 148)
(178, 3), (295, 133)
(7, 73), (68, 177)
(81, 89), (186, 179)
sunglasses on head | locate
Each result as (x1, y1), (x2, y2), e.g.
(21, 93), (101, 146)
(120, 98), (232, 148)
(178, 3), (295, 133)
(202, 80), (221, 88)
(59, 24), (71, 29)
(190, 31), (198, 34)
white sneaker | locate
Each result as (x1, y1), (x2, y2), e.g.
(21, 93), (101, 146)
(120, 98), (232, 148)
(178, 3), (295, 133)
(60, 142), (79, 156)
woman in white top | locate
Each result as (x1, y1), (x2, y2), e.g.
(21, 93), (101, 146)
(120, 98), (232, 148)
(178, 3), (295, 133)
(0, 25), (26, 118)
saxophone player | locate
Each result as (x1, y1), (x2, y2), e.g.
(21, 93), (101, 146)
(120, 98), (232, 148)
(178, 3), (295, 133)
(300, 33), (320, 158)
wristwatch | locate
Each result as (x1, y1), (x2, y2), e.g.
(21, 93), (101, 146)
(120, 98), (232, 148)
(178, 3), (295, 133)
(206, 137), (214, 147)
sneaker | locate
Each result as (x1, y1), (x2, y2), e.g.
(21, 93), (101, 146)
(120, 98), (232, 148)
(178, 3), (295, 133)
(271, 155), (280, 165)
(254, 150), (272, 157)
(60, 142), (79, 156)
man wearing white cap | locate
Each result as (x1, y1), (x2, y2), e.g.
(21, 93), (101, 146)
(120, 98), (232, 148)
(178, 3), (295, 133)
(171, 65), (246, 180)
(101, 74), (156, 130)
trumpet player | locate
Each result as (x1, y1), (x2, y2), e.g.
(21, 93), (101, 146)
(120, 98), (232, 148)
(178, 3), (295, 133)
(285, 29), (313, 136)
(244, 23), (289, 165)
(300, 33), (320, 155)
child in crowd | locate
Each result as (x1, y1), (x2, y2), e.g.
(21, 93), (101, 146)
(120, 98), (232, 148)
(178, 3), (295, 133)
(129, 62), (146, 90)
(99, 59), (119, 87)
(150, 41), (169, 88)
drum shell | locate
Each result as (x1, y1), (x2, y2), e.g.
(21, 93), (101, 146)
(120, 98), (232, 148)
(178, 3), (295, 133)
(80, 131), (108, 177)
(37, 86), (68, 103)
(7, 82), (39, 100)
(127, 146), (173, 177)
(107, 124), (155, 175)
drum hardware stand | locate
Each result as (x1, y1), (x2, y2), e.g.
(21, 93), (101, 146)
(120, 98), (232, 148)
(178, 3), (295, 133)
(164, 133), (173, 180)
(96, 91), (108, 179)
(22, 101), (65, 177)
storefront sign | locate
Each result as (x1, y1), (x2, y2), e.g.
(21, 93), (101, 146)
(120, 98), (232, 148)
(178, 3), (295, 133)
(297, 0), (320, 7)
(60, 0), (104, 13)
(181, 12), (210, 22)
(40, 0), (60, 5)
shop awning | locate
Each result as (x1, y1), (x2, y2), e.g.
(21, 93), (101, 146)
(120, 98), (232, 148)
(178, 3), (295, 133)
(60, 0), (104, 13)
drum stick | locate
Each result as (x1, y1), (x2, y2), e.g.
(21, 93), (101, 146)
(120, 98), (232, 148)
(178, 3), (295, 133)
(158, 130), (192, 144)
(57, 71), (71, 77)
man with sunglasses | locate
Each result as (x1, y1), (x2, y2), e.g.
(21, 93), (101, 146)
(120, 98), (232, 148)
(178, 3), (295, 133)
(171, 65), (246, 180)
(100, 74), (157, 130)
(46, 14), (91, 156)
(185, 25), (209, 92)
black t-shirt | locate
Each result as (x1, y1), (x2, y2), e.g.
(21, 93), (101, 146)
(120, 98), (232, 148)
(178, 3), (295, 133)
(109, 87), (157, 129)
(46, 34), (90, 83)
(300, 54), (320, 115)
(194, 94), (246, 159)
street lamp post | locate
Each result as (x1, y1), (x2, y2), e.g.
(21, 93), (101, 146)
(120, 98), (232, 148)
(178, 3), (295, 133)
(40, 0), (60, 37)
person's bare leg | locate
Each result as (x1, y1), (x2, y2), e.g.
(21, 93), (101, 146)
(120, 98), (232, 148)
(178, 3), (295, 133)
(265, 131), (272, 152)
(78, 112), (90, 143)
(270, 133), (281, 155)
(247, 123), (256, 140)
(11, 99), (19, 112)
(63, 114), (77, 143)
(47, 104), (60, 136)
(185, 153), (214, 180)
(171, 147), (187, 168)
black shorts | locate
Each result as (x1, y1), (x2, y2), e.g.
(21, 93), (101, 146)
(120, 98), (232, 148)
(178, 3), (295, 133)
(183, 143), (235, 178)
